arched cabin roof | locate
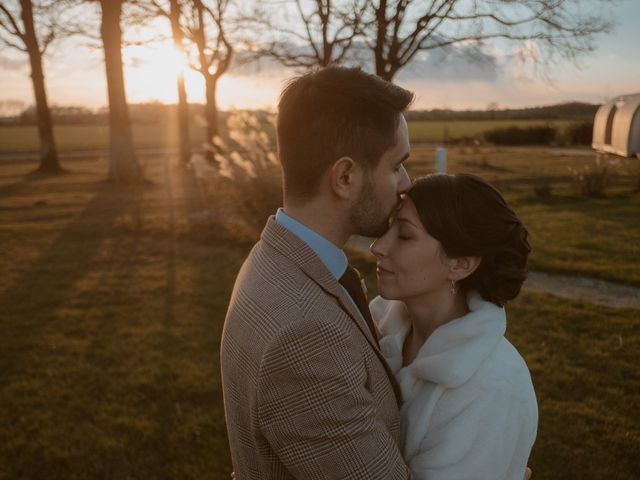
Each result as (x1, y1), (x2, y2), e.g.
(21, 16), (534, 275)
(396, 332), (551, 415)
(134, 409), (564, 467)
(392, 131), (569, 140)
(592, 93), (640, 157)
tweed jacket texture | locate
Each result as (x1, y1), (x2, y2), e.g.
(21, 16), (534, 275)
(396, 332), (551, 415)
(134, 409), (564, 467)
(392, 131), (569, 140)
(221, 217), (411, 480)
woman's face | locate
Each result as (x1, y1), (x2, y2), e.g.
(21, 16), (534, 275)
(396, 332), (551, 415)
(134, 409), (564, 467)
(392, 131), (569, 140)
(370, 197), (452, 301)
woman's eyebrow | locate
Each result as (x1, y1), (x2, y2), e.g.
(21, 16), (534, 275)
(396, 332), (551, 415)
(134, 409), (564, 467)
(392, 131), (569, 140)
(395, 216), (418, 228)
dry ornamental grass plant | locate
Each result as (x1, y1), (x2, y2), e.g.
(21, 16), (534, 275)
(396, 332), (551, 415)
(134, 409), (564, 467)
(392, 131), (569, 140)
(568, 155), (613, 198)
(190, 111), (283, 240)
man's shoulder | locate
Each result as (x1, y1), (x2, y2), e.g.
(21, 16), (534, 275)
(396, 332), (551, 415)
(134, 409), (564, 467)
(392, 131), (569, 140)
(227, 239), (334, 325)
(235, 238), (309, 295)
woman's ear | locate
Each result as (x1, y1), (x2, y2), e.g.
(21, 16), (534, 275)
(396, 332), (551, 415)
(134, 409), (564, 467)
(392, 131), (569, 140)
(448, 256), (482, 281)
(330, 156), (361, 200)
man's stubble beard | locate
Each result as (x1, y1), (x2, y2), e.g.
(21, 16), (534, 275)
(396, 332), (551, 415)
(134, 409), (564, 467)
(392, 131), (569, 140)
(349, 178), (401, 238)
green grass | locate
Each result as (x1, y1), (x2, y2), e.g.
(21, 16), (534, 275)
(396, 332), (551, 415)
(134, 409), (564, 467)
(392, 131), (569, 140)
(1, 158), (639, 479)
(0, 119), (581, 153)
(404, 145), (640, 286)
(0, 158), (241, 479)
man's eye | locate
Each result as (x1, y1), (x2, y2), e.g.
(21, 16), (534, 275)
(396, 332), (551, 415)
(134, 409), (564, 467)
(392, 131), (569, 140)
(397, 235), (411, 241)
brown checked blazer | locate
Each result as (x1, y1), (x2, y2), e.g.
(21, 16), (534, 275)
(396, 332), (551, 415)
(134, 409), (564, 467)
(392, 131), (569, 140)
(221, 217), (411, 479)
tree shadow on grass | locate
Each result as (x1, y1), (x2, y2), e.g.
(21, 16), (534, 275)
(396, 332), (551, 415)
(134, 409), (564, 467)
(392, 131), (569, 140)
(0, 182), (130, 386)
(0, 169), (72, 198)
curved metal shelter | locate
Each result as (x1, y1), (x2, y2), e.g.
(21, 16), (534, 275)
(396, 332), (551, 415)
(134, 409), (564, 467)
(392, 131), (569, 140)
(592, 93), (640, 157)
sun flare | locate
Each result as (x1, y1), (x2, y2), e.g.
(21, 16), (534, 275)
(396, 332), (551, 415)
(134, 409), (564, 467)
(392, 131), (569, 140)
(123, 40), (201, 105)
(122, 39), (278, 109)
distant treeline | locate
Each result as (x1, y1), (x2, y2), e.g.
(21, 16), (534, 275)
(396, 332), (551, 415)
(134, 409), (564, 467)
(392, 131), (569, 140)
(405, 102), (599, 122)
(1, 101), (600, 126)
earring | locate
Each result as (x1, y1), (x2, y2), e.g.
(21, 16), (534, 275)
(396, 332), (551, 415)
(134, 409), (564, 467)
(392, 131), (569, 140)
(450, 279), (457, 296)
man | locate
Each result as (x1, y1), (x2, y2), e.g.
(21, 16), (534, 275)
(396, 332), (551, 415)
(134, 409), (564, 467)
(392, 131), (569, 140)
(221, 66), (413, 479)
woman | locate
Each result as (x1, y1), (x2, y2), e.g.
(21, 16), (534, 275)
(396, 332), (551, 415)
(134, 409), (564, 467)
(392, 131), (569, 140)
(370, 173), (537, 480)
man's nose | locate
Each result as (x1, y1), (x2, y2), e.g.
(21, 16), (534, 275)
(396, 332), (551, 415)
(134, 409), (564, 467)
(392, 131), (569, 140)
(398, 166), (411, 193)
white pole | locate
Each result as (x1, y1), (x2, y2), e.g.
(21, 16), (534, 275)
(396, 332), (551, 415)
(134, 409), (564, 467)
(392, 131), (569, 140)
(436, 147), (447, 173)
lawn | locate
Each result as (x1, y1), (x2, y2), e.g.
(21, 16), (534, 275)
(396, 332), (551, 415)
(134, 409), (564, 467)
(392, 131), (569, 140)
(1, 157), (638, 479)
(0, 157), (243, 478)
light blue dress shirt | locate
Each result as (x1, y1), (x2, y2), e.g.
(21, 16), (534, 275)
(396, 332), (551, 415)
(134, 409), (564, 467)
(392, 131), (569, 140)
(275, 208), (348, 280)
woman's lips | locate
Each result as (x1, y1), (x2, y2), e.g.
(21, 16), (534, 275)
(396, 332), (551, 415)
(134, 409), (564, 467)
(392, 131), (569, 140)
(376, 265), (393, 276)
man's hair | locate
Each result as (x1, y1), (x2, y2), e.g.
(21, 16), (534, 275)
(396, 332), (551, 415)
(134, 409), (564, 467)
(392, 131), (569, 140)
(277, 66), (414, 200)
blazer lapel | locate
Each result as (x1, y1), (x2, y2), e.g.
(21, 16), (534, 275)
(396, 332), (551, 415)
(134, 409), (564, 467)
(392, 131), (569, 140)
(261, 217), (403, 406)
(261, 217), (379, 349)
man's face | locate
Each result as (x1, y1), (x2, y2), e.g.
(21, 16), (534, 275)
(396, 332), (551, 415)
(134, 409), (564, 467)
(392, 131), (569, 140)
(349, 115), (411, 237)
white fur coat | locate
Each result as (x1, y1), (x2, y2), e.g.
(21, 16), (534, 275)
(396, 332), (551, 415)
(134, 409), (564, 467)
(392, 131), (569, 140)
(370, 292), (538, 480)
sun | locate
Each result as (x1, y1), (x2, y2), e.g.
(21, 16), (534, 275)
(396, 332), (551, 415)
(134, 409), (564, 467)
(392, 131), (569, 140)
(123, 40), (203, 104)
(121, 38), (279, 109)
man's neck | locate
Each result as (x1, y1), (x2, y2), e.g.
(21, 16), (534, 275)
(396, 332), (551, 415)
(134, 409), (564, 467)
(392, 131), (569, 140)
(282, 201), (350, 248)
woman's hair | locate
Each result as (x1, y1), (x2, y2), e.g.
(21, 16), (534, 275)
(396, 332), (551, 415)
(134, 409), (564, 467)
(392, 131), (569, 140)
(406, 173), (531, 306)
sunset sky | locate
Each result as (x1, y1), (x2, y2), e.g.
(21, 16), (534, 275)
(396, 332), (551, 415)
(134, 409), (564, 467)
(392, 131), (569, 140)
(1, 1), (639, 116)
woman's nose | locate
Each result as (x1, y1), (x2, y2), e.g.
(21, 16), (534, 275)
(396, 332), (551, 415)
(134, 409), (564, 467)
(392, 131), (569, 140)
(370, 237), (385, 257)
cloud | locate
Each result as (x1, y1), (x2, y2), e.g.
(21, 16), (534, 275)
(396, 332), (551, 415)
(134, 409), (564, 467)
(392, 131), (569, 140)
(396, 44), (501, 83)
(0, 55), (27, 71)
(228, 40), (501, 84)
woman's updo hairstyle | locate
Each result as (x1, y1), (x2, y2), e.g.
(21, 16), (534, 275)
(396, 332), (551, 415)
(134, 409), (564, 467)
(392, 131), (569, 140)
(406, 173), (531, 307)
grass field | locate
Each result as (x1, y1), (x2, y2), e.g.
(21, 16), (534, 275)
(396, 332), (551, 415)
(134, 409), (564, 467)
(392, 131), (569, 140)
(1, 156), (638, 479)
(0, 119), (581, 152)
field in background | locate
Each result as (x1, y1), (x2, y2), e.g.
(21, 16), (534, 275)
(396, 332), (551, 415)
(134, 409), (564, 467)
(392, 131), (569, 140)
(406, 145), (640, 286)
(0, 119), (582, 152)
(407, 119), (577, 143)
(1, 156), (637, 479)
(0, 124), (209, 153)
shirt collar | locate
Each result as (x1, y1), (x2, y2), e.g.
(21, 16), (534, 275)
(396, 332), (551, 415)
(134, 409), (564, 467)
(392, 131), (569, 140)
(275, 208), (348, 279)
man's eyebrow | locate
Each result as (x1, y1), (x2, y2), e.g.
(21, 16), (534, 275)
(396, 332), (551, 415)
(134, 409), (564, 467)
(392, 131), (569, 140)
(396, 152), (410, 164)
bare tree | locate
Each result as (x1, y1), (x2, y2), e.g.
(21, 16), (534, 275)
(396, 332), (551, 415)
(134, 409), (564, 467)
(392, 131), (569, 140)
(181, 0), (232, 150)
(366, 0), (615, 81)
(244, 0), (368, 68)
(135, 0), (191, 165)
(246, 0), (615, 82)
(0, 0), (60, 172)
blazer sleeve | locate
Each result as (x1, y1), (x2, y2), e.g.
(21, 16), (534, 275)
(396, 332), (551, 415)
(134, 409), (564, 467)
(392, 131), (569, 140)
(408, 383), (537, 480)
(256, 314), (411, 480)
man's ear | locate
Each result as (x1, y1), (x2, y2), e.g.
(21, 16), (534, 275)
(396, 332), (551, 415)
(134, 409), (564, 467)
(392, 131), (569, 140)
(448, 256), (482, 281)
(329, 156), (361, 200)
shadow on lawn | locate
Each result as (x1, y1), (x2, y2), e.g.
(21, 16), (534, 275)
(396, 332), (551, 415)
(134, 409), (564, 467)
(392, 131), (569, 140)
(0, 183), (130, 385)
(0, 168), (71, 198)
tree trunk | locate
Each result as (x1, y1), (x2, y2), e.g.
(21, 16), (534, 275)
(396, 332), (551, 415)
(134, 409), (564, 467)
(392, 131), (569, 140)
(204, 73), (218, 148)
(20, 0), (60, 173)
(100, 0), (142, 184)
(176, 73), (190, 164)
(169, 0), (190, 165)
